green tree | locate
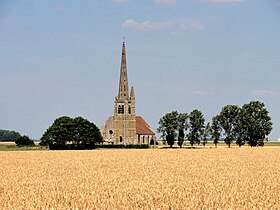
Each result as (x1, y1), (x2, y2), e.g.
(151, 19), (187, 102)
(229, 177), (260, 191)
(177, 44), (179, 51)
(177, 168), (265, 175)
(177, 113), (188, 148)
(187, 109), (205, 147)
(218, 105), (240, 148)
(210, 115), (221, 148)
(40, 116), (102, 147)
(202, 122), (211, 148)
(0, 130), (21, 142)
(157, 111), (179, 148)
(15, 135), (34, 146)
(40, 116), (73, 146)
(240, 101), (273, 147)
(72, 117), (102, 146)
(235, 115), (245, 147)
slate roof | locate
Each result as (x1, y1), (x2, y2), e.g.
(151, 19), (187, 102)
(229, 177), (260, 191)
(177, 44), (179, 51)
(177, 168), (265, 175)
(136, 116), (155, 135)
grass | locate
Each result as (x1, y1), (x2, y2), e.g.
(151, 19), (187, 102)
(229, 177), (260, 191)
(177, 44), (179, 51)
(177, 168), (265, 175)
(0, 142), (48, 151)
(1, 148), (280, 209)
(264, 141), (280, 146)
(1, 140), (279, 151)
(158, 140), (280, 148)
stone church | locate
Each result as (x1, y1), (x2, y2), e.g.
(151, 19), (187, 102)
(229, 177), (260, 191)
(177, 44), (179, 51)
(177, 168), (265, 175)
(101, 41), (156, 145)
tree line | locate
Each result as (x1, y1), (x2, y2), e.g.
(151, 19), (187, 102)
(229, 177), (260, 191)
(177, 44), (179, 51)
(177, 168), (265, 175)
(1, 116), (102, 148)
(1, 100), (273, 149)
(157, 101), (273, 148)
(0, 130), (21, 142)
(40, 116), (102, 148)
(0, 129), (34, 146)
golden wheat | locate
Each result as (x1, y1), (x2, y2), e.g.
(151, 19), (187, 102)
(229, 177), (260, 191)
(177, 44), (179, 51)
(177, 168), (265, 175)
(0, 148), (280, 209)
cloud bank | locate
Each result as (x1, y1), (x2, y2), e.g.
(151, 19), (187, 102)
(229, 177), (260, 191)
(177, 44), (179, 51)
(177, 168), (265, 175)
(122, 19), (204, 35)
(122, 19), (171, 31)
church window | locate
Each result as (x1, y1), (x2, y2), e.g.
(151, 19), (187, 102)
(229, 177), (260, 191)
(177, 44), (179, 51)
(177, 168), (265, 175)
(150, 137), (155, 145)
(128, 106), (131, 114)
(118, 105), (124, 114)
(109, 130), (113, 135)
(120, 136), (123, 143)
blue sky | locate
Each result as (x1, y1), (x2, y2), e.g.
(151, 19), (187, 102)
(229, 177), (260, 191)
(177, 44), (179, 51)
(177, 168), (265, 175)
(0, 0), (280, 140)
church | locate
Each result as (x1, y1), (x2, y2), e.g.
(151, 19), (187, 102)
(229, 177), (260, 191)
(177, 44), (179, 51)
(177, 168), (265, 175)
(101, 41), (156, 145)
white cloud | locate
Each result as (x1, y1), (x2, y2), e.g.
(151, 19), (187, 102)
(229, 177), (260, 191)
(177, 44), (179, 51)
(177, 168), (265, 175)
(195, 0), (245, 3)
(122, 19), (204, 34)
(112, 0), (130, 3)
(172, 20), (204, 35)
(252, 89), (277, 96)
(154, 0), (178, 5)
(122, 19), (171, 31)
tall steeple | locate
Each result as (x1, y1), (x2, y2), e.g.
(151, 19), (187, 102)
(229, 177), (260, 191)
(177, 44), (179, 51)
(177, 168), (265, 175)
(118, 41), (129, 100)
(130, 86), (135, 99)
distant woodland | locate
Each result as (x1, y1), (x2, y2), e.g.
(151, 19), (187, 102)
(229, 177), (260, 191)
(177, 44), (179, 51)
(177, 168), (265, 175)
(0, 130), (21, 142)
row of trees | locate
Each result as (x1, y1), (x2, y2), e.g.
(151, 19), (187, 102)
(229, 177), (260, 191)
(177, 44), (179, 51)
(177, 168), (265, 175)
(40, 116), (102, 147)
(0, 130), (21, 142)
(157, 101), (273, 148)
(0, 129), (34, 146)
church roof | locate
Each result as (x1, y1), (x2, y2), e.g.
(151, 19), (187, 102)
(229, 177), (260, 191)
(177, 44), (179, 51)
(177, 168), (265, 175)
(136, 116), (155, 135)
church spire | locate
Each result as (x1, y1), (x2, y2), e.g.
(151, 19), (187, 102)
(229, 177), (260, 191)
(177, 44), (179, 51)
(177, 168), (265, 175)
(130, 86), (135, 99)
(118, 41), (129, 100)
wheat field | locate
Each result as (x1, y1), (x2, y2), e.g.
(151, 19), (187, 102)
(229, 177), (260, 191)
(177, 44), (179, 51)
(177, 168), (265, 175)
(0, 148), (280, 209)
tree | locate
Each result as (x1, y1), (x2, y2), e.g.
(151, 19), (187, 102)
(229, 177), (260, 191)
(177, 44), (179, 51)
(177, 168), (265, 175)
(218, 105), (240, 148)
(187, 109), (205, 147)
(202, 122), (211, 148)
(177, 113), (188, 148)
(240, 101), (273, 147)
(0, 130), (21, 142)
(157, 111), (179, 148)
(40, 116), (73, 146)
(210, 115), (221, 148)
(15, 135), (34, 146)
(235, 116), (245, 147)
(40, 116), (102, 147)
(72, 117), (102, 146)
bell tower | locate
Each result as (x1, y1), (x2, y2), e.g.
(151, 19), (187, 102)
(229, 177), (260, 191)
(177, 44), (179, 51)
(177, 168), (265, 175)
(113, 41), (136, 144)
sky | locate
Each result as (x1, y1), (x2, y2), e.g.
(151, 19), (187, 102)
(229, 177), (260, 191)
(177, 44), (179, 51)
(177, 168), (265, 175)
(0, 0), (280, 140)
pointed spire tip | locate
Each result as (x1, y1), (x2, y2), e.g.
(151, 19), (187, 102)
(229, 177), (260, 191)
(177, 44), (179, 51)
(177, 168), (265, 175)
(130, 86), (135, 98)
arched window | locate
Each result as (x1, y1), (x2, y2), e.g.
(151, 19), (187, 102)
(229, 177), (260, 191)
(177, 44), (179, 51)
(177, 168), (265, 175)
(150, 137), (155, 145)
(120, 136), (123, 143)
(128, 106), (131, 114)
(118, 105), (124, 114)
